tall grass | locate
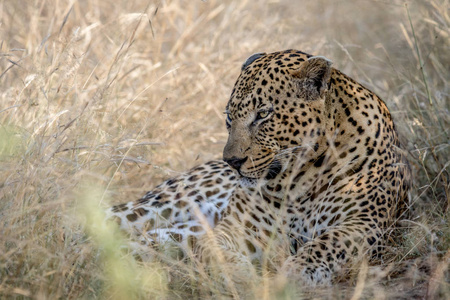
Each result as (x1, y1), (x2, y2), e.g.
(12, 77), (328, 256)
(0, 0), (448, 298)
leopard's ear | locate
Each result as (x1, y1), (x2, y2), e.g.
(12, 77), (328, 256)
(292, 56), (332, 101)
(241, 53), (266, 71)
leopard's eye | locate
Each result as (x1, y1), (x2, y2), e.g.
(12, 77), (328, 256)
(225, 113), (232, 129)
(257, 110), (269, 119)
(255, 108), (273, 122)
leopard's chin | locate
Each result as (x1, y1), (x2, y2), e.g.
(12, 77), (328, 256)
(238, 176), (258, 187)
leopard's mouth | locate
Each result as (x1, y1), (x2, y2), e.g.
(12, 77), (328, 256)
(238, 159), (282, 182)
(265, 160), (282, 180)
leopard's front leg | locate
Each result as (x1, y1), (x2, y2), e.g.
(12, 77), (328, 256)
(281, 221), (382, 286)
(196, 188), (289, 293)
(195, 221), (261, 295)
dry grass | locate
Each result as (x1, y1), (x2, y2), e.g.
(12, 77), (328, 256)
(0, 0), (448, 299)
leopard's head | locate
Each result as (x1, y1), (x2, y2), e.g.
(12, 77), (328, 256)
(223, 50), (333, 185)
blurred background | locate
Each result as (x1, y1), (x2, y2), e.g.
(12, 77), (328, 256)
(0, 0), (448, 298)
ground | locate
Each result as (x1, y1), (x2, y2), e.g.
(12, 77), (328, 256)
(0, 0), (448, 299)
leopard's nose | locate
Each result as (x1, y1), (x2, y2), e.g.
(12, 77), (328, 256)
(224, 156), (248, 171)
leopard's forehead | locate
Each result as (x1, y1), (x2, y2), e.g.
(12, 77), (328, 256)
(227, 49), (312, 116)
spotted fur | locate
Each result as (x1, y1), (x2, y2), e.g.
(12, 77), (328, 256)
(106, 160), (237, 257)
(107, 49), (410, 287)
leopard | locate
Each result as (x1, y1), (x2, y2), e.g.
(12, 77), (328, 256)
(107, 49), (410, 288)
